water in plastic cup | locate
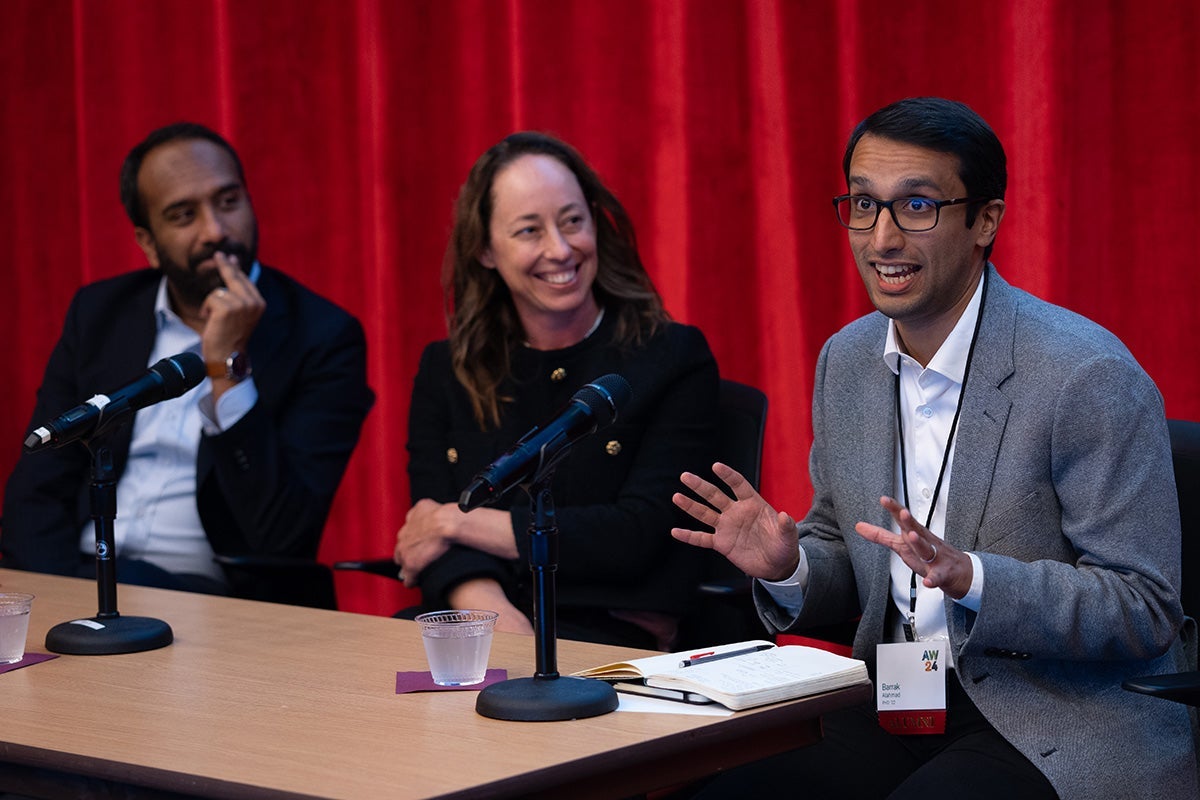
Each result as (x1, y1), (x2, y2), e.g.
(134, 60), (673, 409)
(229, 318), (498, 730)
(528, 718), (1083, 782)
(415, 609), (498, 686)
(0, 593), (34, 664)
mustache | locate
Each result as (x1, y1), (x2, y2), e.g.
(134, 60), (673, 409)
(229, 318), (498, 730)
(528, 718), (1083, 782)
(188, 240), (251, 270)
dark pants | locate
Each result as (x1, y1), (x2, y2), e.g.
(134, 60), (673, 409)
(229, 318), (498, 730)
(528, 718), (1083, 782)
(75, 554), (229, 595)
(691, 672), (1058, 800)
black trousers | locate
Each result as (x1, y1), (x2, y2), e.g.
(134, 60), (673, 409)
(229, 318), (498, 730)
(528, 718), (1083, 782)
(691, 672), (1058, 800)
(75, 553), (229, 595)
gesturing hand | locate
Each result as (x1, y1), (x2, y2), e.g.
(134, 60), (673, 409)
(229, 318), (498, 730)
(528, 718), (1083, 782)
(853, 496), (974, 600)
(671, 462), (800, 581)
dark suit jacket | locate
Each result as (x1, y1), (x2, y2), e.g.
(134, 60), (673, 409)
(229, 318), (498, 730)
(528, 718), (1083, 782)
(755, 267), (1197, 798)
(408, 315), (719, 637)
(1, 266), (374, 575)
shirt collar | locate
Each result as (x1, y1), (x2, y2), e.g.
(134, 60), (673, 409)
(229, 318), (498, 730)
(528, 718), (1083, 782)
(154, 261), (262, 330)
(883, 270), (986, 383)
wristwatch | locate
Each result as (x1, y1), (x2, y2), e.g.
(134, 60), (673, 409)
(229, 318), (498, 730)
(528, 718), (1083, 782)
(207, 351), (252, 383)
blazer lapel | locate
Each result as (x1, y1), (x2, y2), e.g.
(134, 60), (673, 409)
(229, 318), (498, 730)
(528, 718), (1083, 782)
(945, 267), (1016, 552)
(854, 326), (903, 630)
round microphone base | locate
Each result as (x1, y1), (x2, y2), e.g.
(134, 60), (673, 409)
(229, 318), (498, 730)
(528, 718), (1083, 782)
(45, 615), (173, 655)
(475, 675), (618, 721)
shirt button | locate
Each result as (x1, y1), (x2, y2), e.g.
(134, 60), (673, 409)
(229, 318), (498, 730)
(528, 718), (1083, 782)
(550, 368), (567, 382)
(605, 440), (622, 456)
(446, 448), (458, 464)
(921, 406), (933, 418)
(921, 487), (932, 499)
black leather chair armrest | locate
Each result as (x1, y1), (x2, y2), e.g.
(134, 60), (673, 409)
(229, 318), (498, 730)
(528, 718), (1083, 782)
(332, 557), (403, 580)
(1122, 671), (1200, 706)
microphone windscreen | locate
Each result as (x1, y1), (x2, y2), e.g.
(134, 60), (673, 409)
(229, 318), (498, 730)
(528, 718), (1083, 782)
(153, 352), (207, 398)
(575, 373), (632, 427)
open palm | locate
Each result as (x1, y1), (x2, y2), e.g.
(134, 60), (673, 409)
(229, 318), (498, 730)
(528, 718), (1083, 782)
(672, 462), (799, 581)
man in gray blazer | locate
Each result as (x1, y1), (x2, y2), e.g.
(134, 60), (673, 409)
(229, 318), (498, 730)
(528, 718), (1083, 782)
(674, 97), (1197, 798)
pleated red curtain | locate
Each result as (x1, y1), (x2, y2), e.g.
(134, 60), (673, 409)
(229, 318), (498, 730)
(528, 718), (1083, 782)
(2, 0), (1197, 615)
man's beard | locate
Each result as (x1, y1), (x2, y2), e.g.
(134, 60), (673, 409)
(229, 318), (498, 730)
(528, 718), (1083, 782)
(157, 229), (258, 308)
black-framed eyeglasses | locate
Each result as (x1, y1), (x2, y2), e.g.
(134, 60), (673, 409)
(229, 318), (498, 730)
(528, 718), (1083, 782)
(832, 194), (986, 232)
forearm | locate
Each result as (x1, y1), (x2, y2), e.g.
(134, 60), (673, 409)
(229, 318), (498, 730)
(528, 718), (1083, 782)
(450, 507), (518, 560)
(448, 577), (533, 634)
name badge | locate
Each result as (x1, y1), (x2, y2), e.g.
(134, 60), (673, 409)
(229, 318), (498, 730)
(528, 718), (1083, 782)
(876, 641), (946, 735)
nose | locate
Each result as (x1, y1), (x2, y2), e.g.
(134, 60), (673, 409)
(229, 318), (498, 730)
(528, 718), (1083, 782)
(197, 203), (227, 244)
(543, 225), (572, 261)
(870, 206), (906, 253)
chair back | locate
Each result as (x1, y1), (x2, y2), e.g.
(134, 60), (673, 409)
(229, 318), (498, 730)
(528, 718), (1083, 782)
(716, 379), (768, 491)
(677, 379), (770, 648)
(1169, 419), (1200, 621)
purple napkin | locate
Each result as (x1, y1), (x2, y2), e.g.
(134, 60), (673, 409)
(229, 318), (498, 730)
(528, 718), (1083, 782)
(0, 652), (58, 674)
(396, 668), (507, 693)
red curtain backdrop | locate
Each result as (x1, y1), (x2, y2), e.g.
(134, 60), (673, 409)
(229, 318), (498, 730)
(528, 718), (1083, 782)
(2, 0), (1197, 616)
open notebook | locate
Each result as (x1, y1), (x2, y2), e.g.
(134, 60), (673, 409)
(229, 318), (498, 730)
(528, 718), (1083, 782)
(571, 640), (869, 711)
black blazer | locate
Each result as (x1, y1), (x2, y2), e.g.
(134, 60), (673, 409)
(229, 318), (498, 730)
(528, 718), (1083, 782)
(408, 315), (719, 626)
(1, 266), (374, 574)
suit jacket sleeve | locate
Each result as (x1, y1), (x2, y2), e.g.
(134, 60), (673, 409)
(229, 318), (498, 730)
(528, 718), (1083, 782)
(954, 351), (1183, 661)
(407, 342), (514, 599)
(196, 282), (374, 558)
(1, 287), (109, 574)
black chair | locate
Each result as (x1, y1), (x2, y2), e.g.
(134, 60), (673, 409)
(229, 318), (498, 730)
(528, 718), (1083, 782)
(1122, 418), (1200, 704)
(214, 553), (339, 610)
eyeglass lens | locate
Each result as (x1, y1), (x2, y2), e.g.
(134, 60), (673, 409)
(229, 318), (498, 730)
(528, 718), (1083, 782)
(835, 197), (941, 232)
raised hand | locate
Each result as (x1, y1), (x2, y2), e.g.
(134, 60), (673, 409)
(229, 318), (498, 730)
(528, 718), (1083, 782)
(853, 496), (973, 600)
(672, 462), (800, 581)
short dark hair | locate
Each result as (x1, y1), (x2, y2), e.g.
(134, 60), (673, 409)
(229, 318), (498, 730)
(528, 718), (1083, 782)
(118, 122), (246, 228)
(843, 97), (1006, 259)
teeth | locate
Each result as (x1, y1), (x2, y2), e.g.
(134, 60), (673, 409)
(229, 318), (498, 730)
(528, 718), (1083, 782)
(540, 270), (575, 285)
(875, 263), (918, 285)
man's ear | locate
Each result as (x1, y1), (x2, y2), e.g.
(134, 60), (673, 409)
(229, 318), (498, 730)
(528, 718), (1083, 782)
(134, 227), (160, 268)
(975, 199), (1006, 249)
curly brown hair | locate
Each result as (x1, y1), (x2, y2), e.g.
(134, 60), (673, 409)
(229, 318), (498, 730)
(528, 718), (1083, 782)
(443, 132), (669, 428)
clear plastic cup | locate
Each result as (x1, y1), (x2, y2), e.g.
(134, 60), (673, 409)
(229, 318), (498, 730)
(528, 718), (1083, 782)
(0, 593), (34, 664)
(415, 609), (498, 686)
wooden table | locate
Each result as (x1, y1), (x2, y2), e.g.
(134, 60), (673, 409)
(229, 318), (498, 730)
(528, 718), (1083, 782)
(0, 569), (871, 799)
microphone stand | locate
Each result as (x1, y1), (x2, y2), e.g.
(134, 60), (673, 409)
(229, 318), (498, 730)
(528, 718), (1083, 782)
(44, 436), (173, 655)
(475, 471), (617, 721)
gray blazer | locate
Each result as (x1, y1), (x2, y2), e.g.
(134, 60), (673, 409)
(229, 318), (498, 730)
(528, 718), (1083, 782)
(756, 266), (1198, 798)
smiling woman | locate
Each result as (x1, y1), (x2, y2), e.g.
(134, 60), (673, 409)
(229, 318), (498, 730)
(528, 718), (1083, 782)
(391, 132), (721, 649)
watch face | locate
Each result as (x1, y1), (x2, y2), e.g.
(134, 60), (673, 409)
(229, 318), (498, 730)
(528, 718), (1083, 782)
(226, 351), (251, 381)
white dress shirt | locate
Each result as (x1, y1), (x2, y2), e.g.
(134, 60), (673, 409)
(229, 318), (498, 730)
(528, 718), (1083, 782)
(76, 264), (261, 582)
(763, 274), (987, 654)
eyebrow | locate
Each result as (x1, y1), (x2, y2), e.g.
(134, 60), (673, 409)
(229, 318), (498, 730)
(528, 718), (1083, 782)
(159, 182), (243, 217)
(848, 176), (946, 195)
(506, 202), (586, 226)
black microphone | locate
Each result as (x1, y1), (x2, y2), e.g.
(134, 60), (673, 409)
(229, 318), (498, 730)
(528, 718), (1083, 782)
(24, 352), (208, 452)
(458, 373), (633, 511)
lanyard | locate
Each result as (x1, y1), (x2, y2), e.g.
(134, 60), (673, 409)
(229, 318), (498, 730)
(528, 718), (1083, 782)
(895, 270), (988, 641)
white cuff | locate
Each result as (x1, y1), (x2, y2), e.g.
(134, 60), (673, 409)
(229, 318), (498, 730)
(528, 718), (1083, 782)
(198, 378), (258, 434)
(954, 552), (985, 612)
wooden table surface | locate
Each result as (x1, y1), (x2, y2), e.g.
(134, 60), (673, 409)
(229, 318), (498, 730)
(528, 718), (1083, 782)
(0, 569), (871, 799)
